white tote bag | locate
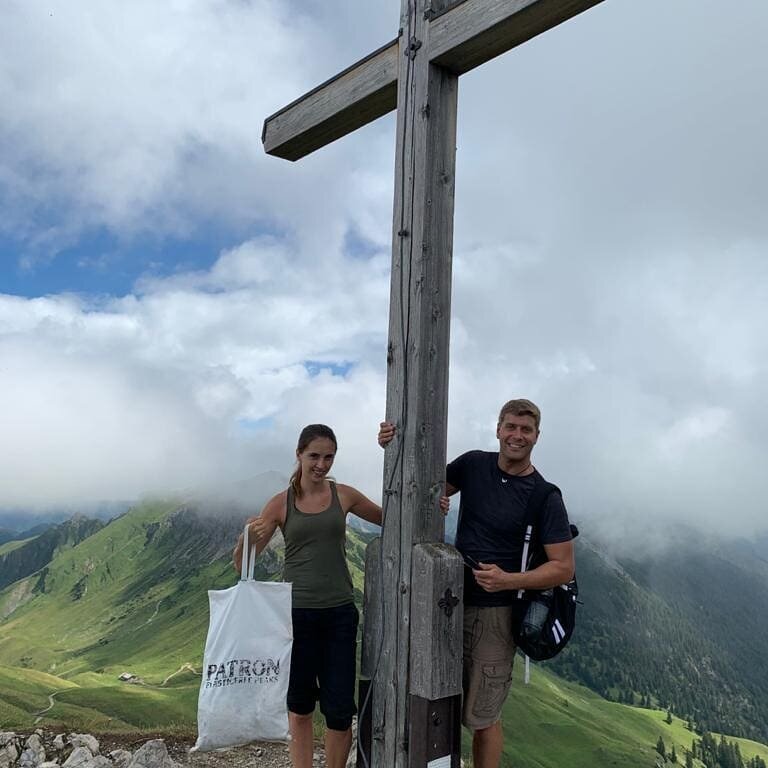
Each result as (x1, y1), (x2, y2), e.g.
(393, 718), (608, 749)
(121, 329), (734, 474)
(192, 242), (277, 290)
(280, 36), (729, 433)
(192, 525), (293, 751)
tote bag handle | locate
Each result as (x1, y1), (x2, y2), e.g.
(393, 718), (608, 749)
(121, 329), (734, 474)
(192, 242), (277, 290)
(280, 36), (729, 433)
(240, 523), (257, 582)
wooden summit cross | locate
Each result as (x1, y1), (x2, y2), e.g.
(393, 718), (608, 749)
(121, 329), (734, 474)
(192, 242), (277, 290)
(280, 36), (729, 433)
(262, 1), (604, 765)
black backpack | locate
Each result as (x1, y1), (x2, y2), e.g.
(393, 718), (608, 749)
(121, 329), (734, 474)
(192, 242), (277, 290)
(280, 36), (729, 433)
(512, 476), (579, 661)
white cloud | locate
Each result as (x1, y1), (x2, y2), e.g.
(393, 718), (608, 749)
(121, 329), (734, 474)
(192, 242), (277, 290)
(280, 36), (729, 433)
(0, 0), (395, 254)
(0, 236), (392, 506)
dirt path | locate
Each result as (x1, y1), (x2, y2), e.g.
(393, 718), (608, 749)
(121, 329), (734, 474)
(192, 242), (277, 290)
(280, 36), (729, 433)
(161, 663), (197, 686)
(33, 691), (60, 724)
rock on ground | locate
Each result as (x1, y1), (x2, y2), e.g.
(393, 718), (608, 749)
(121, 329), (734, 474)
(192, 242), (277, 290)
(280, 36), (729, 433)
(68, 737), (99, 757)
(20, 735), (46, 768)
(0, 732), (382, 768)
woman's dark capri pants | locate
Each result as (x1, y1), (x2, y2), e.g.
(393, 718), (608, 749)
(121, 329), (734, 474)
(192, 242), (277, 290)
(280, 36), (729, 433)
(288, 602), (359, 731)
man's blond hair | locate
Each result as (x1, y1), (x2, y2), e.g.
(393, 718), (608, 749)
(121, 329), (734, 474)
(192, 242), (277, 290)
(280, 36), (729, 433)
(497, 398), (541, 430)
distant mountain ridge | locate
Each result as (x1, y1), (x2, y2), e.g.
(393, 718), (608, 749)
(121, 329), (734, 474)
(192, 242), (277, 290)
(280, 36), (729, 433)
(0, 514), (104, 591)
(0, 502), (133, 532)
(0, 523), (52, 548)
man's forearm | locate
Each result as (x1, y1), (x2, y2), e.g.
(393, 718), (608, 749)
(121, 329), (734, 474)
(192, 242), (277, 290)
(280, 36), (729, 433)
(503, 560), (573, 591)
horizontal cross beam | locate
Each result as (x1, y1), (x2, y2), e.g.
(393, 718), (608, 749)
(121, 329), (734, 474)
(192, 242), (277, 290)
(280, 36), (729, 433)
(428, 0), (605, 74)
(262, 0), (604, 161)
(262, 40), (398, 162)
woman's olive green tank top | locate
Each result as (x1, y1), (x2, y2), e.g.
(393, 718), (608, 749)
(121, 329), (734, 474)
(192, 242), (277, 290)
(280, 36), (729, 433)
(283, 481), (354, 608)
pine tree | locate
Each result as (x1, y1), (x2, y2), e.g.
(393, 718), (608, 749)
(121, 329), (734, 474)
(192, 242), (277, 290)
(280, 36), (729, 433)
(656, 736), (667, 759)
(666, 709), (673, 725)
(670, 744), (678, 764)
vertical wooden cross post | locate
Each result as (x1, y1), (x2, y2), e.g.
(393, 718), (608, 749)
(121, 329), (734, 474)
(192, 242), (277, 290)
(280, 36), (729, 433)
(262, 1), (604, 765)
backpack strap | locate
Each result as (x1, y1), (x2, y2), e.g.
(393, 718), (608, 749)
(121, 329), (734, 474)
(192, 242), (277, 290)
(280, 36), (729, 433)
(516, 471), (561, 598)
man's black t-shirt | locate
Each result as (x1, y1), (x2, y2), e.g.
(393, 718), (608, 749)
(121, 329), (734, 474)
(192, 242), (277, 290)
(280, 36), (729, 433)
(447, 450), (572, 607)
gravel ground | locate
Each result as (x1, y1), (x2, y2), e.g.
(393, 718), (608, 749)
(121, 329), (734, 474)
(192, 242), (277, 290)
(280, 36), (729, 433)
(97, 733), (329, 768)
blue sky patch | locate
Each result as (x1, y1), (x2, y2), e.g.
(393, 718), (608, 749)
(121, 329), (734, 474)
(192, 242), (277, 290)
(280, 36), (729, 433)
(236, 416), (276, 434)
(343, 225), (382, 261)
(304, 360), (354, 378)
(1, 226), (245, 299)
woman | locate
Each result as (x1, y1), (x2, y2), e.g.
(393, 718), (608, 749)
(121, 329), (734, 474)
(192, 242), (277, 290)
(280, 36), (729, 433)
(233, 424), (382, 768)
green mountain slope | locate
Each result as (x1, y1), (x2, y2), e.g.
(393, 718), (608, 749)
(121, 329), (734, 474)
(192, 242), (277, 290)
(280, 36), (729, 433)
(0, 499), (275, 680)
(0, 514), (103, 591)
(493, 664), (768, 768)
(551, 531), (768, 743)
(0, 537), (36, 557)
(0, 521), (52, 547)
(0, 663), (197, 732)
(2, 657), (767, 768)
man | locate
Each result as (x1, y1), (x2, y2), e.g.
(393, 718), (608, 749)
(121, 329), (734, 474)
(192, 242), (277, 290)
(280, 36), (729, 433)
(378, 398), (574, 768)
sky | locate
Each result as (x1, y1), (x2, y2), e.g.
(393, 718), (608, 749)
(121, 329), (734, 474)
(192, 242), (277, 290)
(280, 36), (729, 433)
(1, 0), (767, 535)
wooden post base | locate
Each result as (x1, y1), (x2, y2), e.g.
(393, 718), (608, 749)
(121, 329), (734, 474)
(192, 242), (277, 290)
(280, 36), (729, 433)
(408, 693), (462, 767)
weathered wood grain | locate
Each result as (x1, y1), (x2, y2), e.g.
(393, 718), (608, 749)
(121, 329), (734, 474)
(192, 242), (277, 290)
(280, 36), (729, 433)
(358, 539), (382, 768)
(371, 1), (461, 763)
(360, 538), (382, 680)
(262, 40), (398, 161)
(409, 543), (463, 699)
(262, 0), (606, 160)
(429, 0), (605, 74)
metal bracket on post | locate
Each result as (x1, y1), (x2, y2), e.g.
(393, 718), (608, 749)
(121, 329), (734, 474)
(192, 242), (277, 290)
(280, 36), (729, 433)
(409, 694), (462, 768)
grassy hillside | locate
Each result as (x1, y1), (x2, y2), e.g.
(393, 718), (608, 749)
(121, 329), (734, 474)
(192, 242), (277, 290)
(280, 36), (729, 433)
(2, 658), (767, 768)
(0, 537), (35, 556)
(0, 515), (103, 591)
(0, 665), (77, 727)
(0, 499), (283, 680)
(1, 501), (766, 767)
(0, 495), (313, 733)
(0, 663), (197, 733)
(464, 662), (768, 768)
